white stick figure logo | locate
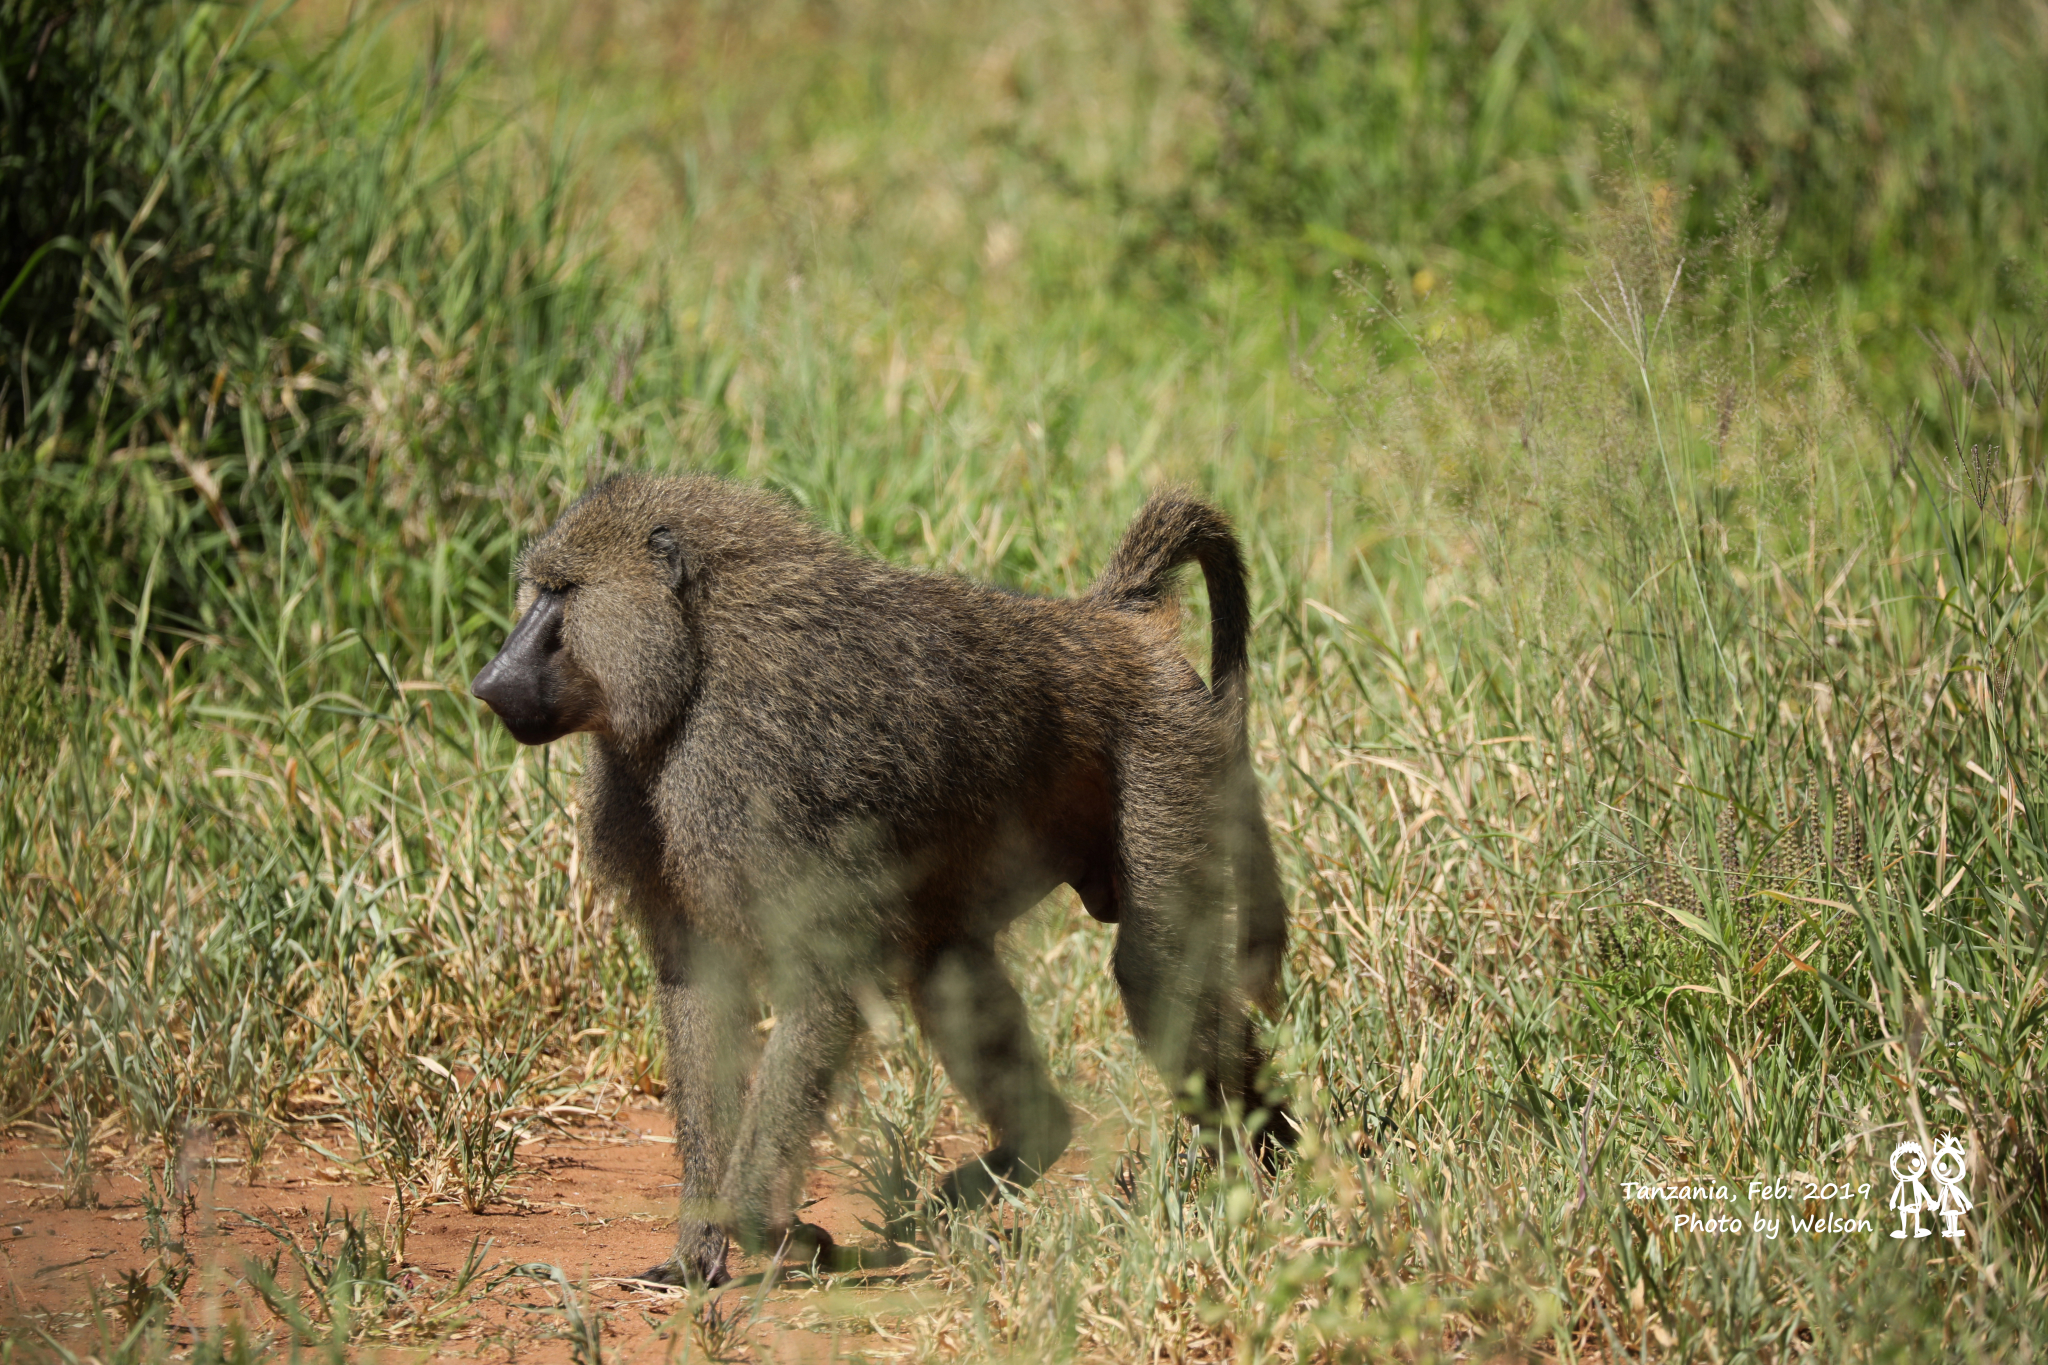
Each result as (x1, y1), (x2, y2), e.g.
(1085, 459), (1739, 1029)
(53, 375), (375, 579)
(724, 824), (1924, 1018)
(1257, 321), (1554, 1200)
(1888, 1140), (1932, 1239)
(1929, 1134), (1971, 1240)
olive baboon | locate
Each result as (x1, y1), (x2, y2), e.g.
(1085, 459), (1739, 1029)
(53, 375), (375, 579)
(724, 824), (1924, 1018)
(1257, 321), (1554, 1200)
(471, 475), (1289, 1286)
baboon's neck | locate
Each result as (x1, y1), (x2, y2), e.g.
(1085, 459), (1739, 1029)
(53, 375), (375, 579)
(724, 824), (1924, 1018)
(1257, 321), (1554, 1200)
(589, 730), (673, 791)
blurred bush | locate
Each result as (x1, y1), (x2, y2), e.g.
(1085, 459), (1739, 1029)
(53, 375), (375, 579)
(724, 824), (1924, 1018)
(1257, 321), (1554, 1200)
(1122, 0), (2047, 327)
(0, 0), (632, 640)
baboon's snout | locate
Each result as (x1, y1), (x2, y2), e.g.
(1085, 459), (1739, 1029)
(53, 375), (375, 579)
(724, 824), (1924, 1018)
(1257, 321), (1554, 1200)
(471, 590), (571, 745)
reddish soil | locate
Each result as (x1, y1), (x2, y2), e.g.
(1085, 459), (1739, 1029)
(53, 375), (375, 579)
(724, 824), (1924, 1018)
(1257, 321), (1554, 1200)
(0, 1100), (971, 1362)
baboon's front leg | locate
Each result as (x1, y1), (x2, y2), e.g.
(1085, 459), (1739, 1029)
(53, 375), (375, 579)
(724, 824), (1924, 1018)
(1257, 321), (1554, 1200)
(719, 986), (863, 1265)
(641, 929), (755, 1287)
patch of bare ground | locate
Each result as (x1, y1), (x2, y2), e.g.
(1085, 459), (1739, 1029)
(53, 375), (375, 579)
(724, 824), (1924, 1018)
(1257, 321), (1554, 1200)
(0, 1097), (1045, 1363)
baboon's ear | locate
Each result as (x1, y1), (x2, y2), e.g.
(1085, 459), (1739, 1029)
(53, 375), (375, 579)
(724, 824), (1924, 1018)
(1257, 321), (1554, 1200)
(648, 525), (690, 592)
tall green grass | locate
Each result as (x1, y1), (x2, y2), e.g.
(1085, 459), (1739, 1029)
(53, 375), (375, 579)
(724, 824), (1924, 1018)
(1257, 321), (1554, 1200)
(4, 1), (2047, 1360)
(1109, 0), (2048, 338)
(0, 0), (700, 638)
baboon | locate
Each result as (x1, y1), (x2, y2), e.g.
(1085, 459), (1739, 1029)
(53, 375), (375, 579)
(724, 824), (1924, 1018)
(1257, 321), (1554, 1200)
(471, 475), (1290, 1286)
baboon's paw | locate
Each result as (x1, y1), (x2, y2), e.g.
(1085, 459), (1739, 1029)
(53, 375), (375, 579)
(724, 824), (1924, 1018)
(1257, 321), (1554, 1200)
(636, 1249), (731, 1289)
(878, 1208), (936, 1250)
(934, 1142), (1059, 1209)
(799, 1233), (915, 1275)
(1254, 1102), (1301, 1160)
(774, 1220), (837, 1265)
(635, 1262), (730, 1289)
(767, 1220), (903, 1274)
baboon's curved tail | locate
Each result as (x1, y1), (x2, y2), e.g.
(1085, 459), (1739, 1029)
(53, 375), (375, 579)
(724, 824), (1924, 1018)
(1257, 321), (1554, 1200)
(1090, 493), (1289, 1012)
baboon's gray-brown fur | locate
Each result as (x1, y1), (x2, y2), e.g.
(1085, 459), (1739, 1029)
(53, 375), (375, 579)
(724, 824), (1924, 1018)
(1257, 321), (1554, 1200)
(471, 475), (1289, 1285)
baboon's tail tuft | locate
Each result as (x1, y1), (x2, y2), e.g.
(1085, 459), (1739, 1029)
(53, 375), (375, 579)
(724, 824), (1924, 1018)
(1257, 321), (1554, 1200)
(1090, 492), (1288, 1012)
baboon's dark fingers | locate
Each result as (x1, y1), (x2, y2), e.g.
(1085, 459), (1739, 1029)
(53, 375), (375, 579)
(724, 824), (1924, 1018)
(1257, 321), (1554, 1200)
(647, 1218), (732, 1288)
(785, 1220), (835, 1255)
(812, 1239), (911, 1273)
(1249, 1097), (1300, 1167)
(878, 1208), (928, 1249)
(935, 1140), (1064, 1209)
(1243, 1042), (1298, 1157)
(1170, 1075), (1297, 1176)
(636, 1255), (731, 1289)
(770, 1221), (863, 1275)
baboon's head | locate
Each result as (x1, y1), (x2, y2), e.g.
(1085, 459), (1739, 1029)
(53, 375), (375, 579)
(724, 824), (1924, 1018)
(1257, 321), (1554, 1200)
(471, 475), (705, 750)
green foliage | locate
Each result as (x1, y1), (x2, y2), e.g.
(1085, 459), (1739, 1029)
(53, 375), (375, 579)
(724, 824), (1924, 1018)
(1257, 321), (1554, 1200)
(231, 1201), (494, 1349)
(328, 1018), (544, 1237)
(0, 552), (73, 796)
(503, 1263), (608, 1365)
(1133, 0), (2048, 326)
(0, 0), (655, 639)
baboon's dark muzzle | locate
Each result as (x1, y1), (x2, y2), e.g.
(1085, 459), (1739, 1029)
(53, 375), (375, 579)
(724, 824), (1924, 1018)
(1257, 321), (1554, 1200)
(471, 590), (573, 745)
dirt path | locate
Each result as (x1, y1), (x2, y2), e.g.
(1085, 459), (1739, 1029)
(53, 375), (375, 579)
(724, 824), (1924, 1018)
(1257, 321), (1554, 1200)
(0, 1101), (960, 1362)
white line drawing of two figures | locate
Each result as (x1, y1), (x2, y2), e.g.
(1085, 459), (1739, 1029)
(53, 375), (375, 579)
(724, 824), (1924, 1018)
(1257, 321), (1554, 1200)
(1889, 1135), (1970, 1240)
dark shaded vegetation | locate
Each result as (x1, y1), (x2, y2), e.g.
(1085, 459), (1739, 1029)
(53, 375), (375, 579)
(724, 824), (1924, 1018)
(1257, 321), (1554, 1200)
(0, 0), (674, 638)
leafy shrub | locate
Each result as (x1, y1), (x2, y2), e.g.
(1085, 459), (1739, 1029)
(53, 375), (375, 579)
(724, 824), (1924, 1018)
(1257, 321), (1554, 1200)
(0, 0), (628, 641)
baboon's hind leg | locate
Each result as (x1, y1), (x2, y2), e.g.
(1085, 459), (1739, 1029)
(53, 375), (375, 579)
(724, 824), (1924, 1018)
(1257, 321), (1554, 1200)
(1113, 800), (1292, 1154)
(909, 941), (1074, 1210)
